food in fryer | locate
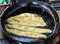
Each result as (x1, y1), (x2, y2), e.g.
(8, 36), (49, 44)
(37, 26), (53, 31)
(6, 24), (52, 33)
(7, 13), (46, 26)
(5, 13), (52, 39)
(6, 27), (47, 38)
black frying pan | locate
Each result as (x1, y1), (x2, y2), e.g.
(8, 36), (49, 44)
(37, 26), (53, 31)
(1, 1), (59, 43)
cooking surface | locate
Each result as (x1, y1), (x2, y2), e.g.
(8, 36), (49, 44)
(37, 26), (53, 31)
(0, 10), (60, 44)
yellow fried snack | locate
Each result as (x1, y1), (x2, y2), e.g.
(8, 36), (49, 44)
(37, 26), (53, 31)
(6, 24), (52, 33)
(7, 13), (46, 26)
(7, 21), (46, 27)
(6, 27), (47, 38)
(5, 13), (52, 39)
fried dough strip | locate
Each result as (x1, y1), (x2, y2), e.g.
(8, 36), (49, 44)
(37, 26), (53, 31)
(7, 21), (46, 26)
(6, 24), (52, 33)
(6, 28), (47, 38)
(7, 13), (46, 26)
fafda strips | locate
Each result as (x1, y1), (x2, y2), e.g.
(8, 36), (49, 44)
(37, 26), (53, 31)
(6, 24), (52, 33)
(7, 13), (46, 26)
(5, 13), (52, 39)
(6, 27), (47, 38)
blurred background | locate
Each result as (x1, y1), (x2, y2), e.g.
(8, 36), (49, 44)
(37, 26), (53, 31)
(0, 0), (60, 15)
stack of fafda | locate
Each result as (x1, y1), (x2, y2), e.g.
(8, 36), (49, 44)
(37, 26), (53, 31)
(5, 13), (52, 38)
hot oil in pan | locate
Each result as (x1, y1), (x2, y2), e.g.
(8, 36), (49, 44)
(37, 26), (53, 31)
(4, 7), (54, 39)
(4, 12), (53, 38)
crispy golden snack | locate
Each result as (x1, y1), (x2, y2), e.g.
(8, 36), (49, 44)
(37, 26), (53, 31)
(6, 27), (47, 38)
(6, 24), (52, 33)
(7, 21), (46, 27)
(7, 13), (46, 26)
(5, 13), (52, 39)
